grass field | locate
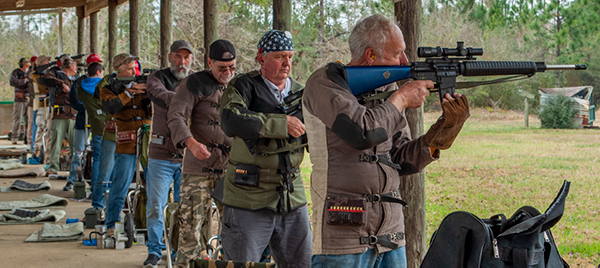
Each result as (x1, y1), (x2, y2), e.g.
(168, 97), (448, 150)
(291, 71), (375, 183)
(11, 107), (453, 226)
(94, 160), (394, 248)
(301, 108), (600, 267)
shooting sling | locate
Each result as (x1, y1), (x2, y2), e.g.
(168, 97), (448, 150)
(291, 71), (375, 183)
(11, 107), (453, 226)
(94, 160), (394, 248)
(421, 180), (570, 268)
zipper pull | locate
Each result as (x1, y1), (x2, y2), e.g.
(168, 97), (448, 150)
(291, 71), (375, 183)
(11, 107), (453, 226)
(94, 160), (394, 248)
(493, 238), (500, 258)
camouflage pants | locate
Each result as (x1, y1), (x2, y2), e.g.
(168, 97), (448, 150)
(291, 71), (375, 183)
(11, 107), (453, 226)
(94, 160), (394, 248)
(176, 174), (222, 267)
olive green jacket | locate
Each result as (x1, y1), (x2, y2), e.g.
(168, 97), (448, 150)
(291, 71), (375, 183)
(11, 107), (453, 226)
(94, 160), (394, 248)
(220, 70), (306, 211)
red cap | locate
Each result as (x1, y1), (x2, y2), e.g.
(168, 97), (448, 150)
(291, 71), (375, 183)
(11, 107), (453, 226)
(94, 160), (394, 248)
(30, 56), (37, 64)
(86, 54), (103, 65)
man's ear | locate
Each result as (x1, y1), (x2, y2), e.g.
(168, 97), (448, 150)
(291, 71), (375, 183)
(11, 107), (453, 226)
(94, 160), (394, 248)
(365, 48), (376, 65)
(207, 58), (213, 69)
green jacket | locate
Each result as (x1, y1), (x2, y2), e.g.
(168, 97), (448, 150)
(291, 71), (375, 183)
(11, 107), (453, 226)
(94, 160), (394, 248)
(96, 75), (115, 142)
(77, 78), (107, 136)
(220, 70), (306, 211)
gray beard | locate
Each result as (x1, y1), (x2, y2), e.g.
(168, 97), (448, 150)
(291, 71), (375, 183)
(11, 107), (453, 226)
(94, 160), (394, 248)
(170, 65), (190, 81)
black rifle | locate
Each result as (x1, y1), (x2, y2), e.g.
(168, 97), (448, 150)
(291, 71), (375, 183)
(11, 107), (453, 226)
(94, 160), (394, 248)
(111, 69), (157, 93)
(278, 89), (303, 119)
(346, 42), (587, 103)
(35, 61), (57, 74)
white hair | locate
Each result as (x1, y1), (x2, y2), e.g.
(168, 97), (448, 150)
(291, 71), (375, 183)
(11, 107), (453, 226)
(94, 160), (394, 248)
(348, 14), (399, 61)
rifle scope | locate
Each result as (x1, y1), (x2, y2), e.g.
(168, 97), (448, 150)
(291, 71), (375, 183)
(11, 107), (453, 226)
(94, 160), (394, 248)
(418, 42), (483, 58)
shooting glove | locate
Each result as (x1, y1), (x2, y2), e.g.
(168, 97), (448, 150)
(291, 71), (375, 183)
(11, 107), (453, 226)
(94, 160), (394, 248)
(424, 95), (470, 150)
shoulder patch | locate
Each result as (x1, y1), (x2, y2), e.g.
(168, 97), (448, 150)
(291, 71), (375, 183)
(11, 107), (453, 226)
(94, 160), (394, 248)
(332, 113), (388, 150)
(186, 71), (222, 96)
(326, 62), (350, 92)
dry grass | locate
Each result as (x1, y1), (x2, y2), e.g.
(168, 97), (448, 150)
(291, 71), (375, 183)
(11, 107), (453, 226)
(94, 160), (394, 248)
(301, 108), (600, 266)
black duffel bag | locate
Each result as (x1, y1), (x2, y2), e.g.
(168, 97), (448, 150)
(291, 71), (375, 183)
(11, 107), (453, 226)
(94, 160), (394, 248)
(421, 180), (570, 268)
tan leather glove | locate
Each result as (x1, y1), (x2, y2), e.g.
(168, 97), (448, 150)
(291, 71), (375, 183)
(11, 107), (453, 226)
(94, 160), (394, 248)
(424, 95), (470, 150)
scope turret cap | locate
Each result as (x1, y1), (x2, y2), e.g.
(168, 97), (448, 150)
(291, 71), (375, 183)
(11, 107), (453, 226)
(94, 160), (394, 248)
(209, 39), (236, 62)
(170, 40), (194, 54)
(113, 53), (140, 70)
(257, 30), (293, 54)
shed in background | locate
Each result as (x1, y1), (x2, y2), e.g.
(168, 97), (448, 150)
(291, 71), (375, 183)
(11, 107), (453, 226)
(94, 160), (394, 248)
(539, 86), (595, 128)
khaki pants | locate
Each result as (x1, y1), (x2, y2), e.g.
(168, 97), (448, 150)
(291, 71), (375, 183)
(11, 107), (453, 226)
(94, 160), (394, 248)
(11, 101), (27, 142)
(34, 108), (52, 164)
(26, 106), (34, 144)
(48, 118), (75, 173)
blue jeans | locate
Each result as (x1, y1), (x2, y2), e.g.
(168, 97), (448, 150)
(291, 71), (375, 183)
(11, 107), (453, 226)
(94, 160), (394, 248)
(105, 153), (137, 229)
(90, 135), (102, 194)
(91, 140), (116, 209)
(68, 129), (87, 184)
(30, 110), (37, 151)
(146, 158), (182, 258)
(311, 247), (406, 268)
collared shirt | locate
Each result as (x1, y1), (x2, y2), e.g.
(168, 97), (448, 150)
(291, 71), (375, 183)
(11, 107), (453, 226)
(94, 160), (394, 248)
(261, 74), (291, 104)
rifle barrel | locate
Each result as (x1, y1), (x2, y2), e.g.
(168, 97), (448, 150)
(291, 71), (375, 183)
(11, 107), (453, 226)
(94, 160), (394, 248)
(545, 64), (587, 70)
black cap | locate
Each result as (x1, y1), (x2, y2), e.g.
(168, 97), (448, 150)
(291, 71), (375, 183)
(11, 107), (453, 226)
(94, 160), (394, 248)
(209, 40), (236, 62)
(170, 40), (194, 54)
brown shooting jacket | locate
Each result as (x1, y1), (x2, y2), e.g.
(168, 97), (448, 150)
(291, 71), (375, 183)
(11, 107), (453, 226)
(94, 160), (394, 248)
(167, 71), (232, 176)
(99, 82), (151, 154)
(303, 63), (438, 255)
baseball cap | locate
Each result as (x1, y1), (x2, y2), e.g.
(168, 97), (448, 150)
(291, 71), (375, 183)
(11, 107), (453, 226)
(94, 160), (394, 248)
(36, 55), (52, 64)
(170, 40), (194, 54)
(209, 40), (236, 62)
(86, 54), (103, 65)
(112, 53), (140, 70)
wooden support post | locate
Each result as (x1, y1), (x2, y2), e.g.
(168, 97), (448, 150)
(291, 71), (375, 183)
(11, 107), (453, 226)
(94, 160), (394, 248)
(204, 0), (218, 68)
(273, 0), (291, 31)
(90, 12), (98, 53)
(108, 0), (117, 73)
(76, 6), (85, 55)
(129, 0), (139, 56)
(524, 98), (529, 127)
(160, 0), (172, 68)
(58, 7), (63, 55)
(395, 1), (425, 267)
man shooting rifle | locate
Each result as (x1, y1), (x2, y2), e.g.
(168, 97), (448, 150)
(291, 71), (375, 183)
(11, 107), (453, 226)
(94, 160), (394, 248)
(304, 14), (470, 267)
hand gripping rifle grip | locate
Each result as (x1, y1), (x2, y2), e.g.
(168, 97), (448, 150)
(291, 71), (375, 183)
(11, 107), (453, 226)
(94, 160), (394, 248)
(460, 61), (544, 76)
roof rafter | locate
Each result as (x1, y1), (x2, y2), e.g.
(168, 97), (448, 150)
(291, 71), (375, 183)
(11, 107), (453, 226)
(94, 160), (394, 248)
(0, 0), (87, 12)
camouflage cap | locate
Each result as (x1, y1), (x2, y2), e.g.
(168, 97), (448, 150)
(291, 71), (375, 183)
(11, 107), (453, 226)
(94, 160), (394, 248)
(113, 53), (140, 70)
(36, 55), (52, 64)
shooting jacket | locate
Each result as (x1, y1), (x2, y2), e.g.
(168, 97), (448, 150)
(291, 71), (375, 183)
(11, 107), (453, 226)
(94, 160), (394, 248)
(10, 68), (29, 102)
(99, 77), (151, 154)
(77, 76), (107, 136)
(167, 70), (232, 176)
(146, 68), (185, 163)
(303, 63), (438, 255)
(96, 75), (116, 142)
(220, 70), (306, 212)
(29, 71), (50, 109)
(39, 69), (77, 120)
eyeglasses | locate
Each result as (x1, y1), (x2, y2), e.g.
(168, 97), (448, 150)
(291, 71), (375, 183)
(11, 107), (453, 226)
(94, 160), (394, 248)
(217, 66), (236, 73)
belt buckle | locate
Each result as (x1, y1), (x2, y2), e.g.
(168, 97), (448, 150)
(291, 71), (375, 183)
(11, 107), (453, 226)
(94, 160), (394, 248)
(372, 194), (381, 203)
(368, 235), (378, 245)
